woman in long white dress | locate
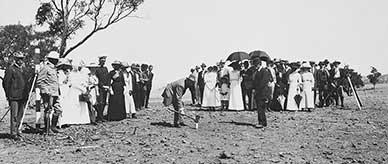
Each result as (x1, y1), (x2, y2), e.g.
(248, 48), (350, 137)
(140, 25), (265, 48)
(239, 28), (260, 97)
(122, 63), (137, 118)
(60, 64), (91, 125)
(202, 66), (221, 109)
(228, 62), (244, 111)
(300, 63), (315, 111)
(286, 63), (302, 111)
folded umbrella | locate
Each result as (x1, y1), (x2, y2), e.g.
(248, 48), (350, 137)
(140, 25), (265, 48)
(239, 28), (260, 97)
(226, 51), (249, 62)
(294, 94), (303, 109)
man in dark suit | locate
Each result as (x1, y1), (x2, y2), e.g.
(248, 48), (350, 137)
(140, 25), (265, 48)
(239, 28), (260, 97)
(95, 55), (110, 122)
(241, 61), (254, 110)
(252, 57), (273, 128)
(3, 53), (30, 139)
(197, 63), (207, 106)
(144, 65), (154, 108)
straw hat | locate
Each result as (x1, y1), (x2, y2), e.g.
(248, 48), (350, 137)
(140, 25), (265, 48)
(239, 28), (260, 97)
(301, 63), (311, 69)
(47, 51), (60, 59)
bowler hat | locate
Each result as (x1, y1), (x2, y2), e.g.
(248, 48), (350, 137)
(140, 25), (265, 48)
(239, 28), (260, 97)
(323, 59), (329, 64)
(201, 63), (206, 67)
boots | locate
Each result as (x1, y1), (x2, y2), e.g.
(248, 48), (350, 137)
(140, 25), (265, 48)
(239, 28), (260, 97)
(51, 115), (62, 133)
(43, 113), (52, 134)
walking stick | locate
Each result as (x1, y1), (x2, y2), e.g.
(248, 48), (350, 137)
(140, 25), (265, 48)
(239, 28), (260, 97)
(18, 73), (37, 130)
(0, 107), (10, 122)
(165, 107), (201, 129)
(347, 76), (362, 110)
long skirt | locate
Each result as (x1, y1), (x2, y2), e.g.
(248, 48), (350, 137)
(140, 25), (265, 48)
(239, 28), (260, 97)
(124, 88), (136, 114)
(107, 94), (126, 121)
(228, 81), (244, 110)
(60, 87), (90, 125)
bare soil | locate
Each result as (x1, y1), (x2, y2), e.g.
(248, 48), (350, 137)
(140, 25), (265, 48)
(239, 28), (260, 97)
(0, 84), (387, 164)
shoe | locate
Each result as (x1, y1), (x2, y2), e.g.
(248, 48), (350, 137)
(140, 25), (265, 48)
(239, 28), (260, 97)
(174, 124), (181, 128)
(51, 115), (63, 133)
(255, 124), (264, 129)
(179, 122), (187, 126)
(51, 127), (63, 133)
(132, 114), (137, 119)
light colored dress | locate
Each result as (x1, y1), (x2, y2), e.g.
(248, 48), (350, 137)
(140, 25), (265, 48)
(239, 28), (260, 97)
(286, 71), (302, 111)
(202, 72), (221, 107)
(300, 72), (315, 109)
(124, 72), (136, 114)
(228, 69), (244, 110)
(60, 70), (91, 125)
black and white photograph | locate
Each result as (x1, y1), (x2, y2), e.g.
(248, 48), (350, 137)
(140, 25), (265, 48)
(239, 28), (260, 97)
(0, 0), (388, 163)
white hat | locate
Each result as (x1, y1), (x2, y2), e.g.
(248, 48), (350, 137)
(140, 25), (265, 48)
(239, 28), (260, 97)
(301, 63), (311, 68)
(47, 51), (60, 59)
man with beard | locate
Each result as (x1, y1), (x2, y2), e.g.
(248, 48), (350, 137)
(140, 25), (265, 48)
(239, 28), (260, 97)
(252, 57), (273, 128)
(3, 53), (31, 139)
(94, 55), (110, 122)
(36, 51), (62, 134)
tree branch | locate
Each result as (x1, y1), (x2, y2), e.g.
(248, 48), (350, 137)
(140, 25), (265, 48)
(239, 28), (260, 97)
(62, 30), (96, 57)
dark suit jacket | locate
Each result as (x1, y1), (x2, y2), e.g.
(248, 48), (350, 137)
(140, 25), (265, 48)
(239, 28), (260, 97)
(3, 64), (29, 101)
(253, 67), (273, 101)
(197, 70), (206, 87)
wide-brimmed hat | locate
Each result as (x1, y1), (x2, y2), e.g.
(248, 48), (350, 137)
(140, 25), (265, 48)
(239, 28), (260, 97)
(111, 60), (122, 66)
(56, 58), (72, 67)
(47, 51), (60, 59)
(86, 62), (99, 68)
(14, 52), (25, 59)
(228, 61), (240, 67)
(301, 63), (311, 69)
(290, 62), (301, 68)
(122, 62), (130, 68)
(98, 55), (107, 59)
(333, 61), (341, 65)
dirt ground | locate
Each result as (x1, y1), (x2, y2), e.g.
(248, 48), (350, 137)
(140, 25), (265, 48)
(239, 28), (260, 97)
(0, 84), (387, 164)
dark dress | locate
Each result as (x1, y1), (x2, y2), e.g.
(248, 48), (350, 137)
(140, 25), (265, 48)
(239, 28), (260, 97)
(107, 70), (126, 121)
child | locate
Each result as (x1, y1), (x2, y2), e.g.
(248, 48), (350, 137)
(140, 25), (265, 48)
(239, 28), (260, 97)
(219, 76), (230, 110)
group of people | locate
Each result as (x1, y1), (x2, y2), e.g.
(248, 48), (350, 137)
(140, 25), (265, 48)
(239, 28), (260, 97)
(163, 51), (353, 128)
(2, 51), (154, 139)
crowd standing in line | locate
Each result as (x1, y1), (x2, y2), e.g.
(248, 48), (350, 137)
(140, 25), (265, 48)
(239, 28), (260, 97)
(179, 51), (353, 128)
(2, 51), (154, 140)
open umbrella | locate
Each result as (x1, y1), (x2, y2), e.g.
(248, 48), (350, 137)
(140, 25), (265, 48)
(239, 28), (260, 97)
(226, 51), (249, 62)
(249, 50), (270, 61)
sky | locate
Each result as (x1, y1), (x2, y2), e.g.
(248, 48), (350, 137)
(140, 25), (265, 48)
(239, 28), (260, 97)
(1, 0), (388, 90)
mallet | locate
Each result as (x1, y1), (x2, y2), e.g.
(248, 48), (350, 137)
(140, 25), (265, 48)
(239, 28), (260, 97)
(165, 108), (201, 129)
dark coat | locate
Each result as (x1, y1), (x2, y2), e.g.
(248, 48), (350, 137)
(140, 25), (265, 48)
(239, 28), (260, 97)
(95, 66), (110, 88)
(253, 67), (273, 101)
(197, 70), (206, 87)
(2, 64), (29, 101)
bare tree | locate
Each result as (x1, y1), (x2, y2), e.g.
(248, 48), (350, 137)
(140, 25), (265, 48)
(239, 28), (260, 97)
(36, 0), (144, 57)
